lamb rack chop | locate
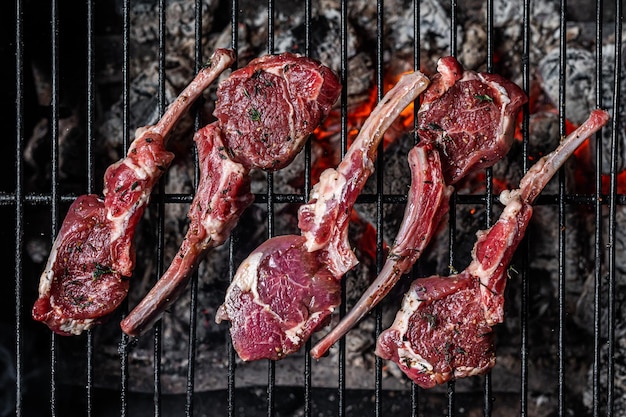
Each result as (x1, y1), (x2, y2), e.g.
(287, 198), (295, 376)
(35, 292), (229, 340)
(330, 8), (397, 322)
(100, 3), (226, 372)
(32, 49), (236, 335)
(213, 53), (342, 171)
(215, 71), (431, 361)
(375, 109), (609, 388)
(311, 56), (527, 358)
(120, 53), (341, 336)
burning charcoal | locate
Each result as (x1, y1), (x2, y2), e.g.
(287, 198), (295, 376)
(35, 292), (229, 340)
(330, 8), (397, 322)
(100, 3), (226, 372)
(583, 288), (626, 416)
(487, 0), (560, 82)
(98, 0), (228, 165)
(386, 0), (464, 71)
(97, 56), (207, 164)
(577, 207), (626, 339)
(128, 0), (218, 45)
(596, 43), (626, 174)
(538, 48), (597, 125)
(458, 23), (488, 70)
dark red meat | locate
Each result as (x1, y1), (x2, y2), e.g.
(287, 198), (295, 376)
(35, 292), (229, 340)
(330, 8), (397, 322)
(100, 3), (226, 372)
(32, 195), (129, 335)
(218, 235), (340, 359)
(214, 52), (341, 171)
(216, 72), (431, 361)
(120, 54), (340, 337)
(376, 273), (496, 388)
(418, 56), (527, 185)
(375, 109), (609, 388)
(120, 123), (254, 336)
(311, 56), (527, 359)
(32, 49), (236, 335)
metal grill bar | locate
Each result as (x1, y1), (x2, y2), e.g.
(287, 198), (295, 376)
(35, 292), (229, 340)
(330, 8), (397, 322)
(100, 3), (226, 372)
(151, 0), (167, 414)
(227, 3), (239, 417)
(411, 1), (421, 416)
(86, 0), (96, 414)
(520, 0), (532, 416)
(303, 3), (314, 416)
(337, 0), (349, 414)
(607, 1), (623, 415)
(264, 2), (278, 414)
(184, 2), (205, 414)
(447, 0), (459, 414)
(374, 1), (385, 416)
(14, 0), (25, 415)
(557, 1), (568, 415)
(591, 0), (604, 414)
(483, 0), (495, 414)
(49, 0), (61, 414)
(120, 1), (131, 416)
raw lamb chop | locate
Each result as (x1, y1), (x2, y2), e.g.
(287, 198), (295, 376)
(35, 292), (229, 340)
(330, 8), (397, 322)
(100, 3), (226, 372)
(418, 56), (527, 185)
(215, 71), (431, 361)
(375, 109), (609, 389)
(120, 123), (254, 336)
(311, 56), (527, 358)
(32, 49), (236, 335)
(213, 52), (342, 171)
(120, 53), (341, 337)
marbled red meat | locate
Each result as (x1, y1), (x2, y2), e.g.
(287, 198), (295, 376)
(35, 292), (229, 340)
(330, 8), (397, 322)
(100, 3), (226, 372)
(32, 49), (236, 335)
(120, 53), (341, 337)
(375, 109), (609, 388)
(214, 52), (342, 171)
(216, 72), (430, 361)
(311, 56), (527, 359)
(32, 195), (129, 334)
(418, 56), (527, 185)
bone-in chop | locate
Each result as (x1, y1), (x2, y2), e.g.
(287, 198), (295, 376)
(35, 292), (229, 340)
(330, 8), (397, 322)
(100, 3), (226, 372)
(375, 109), (609, 388)
(311, 56), (527, 358)
(120, 53), (341, 336)
(32, 49), (236, 335)
(215, 71), (431, 361)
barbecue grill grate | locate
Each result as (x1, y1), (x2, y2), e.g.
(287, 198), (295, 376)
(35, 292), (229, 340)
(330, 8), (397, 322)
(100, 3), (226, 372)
(5, 0), (624, 416)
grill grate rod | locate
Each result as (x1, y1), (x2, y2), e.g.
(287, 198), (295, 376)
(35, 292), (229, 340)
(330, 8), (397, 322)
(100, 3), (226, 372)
(49, 0), (61, 414)
(151, 0), (168, 415)
(607, 0), (623, 414)
(374, 1), (386, 416)
(591, 0), (604, 415)
(303, 2), (314, 416)
(14, 0), (25, 415)
(227, 1), (239, 415)
(483, 0), (495, 414)
(520, 0), (532, 415)
(447, 0), (459, 414)
(184, 1), (206, 415)
(86, 0), (96, 414)
(410, 0), (422, 415)
(119, 0), (132, 416)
